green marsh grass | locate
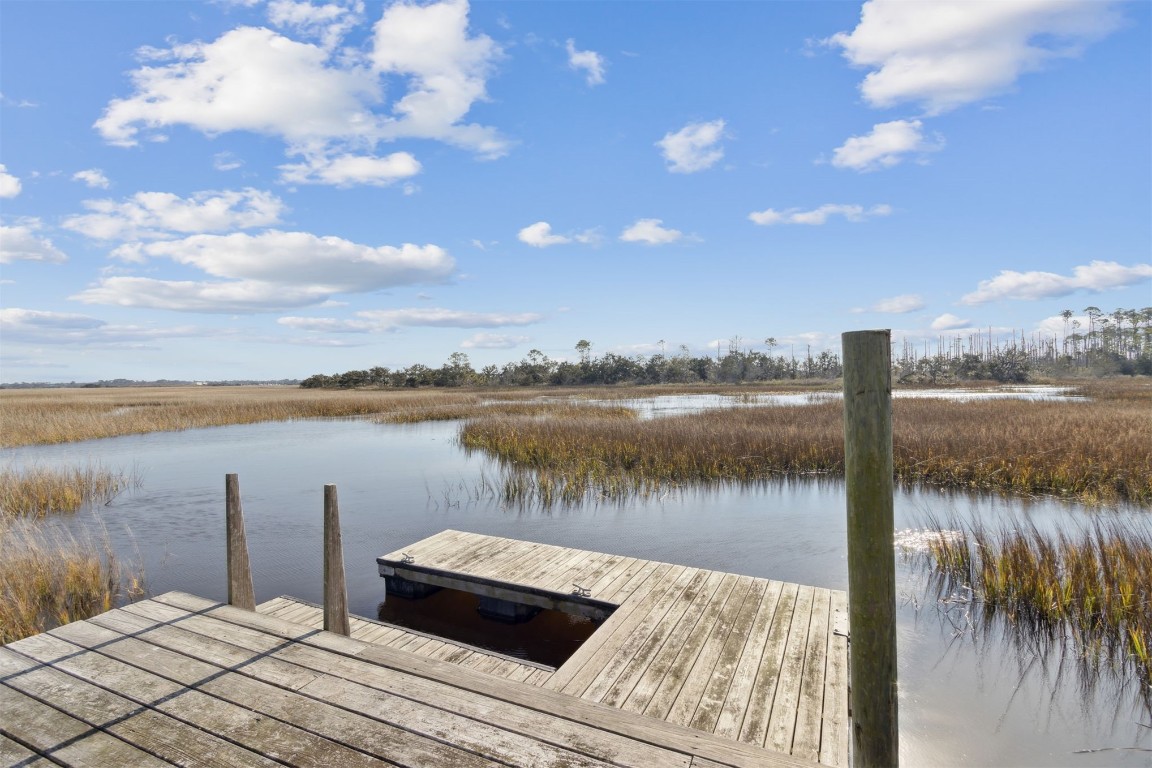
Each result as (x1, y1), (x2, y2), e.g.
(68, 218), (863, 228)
(913, 516), (1152, 705)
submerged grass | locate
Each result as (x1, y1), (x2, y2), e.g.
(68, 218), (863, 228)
(0, 518), (144, 644)
(0, 464), (139, 517)
(461, 382), (1152, 505)
(913, 516), (1152, 706)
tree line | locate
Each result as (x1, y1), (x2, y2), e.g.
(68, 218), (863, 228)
(300, 306), (1152, 390)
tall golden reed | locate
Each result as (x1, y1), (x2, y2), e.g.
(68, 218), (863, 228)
(0, 464), (138, 517)
(0, 518), (144, 644)
(461, 385), (1152, 505)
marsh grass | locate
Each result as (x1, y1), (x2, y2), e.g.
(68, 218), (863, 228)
(0, 385), (655, 447)
(0, 387), (489, 447)
(0, 518), (144, 644)
(913, 516), (1152, 707)
(1, 464), (139, 517)
(461, 386), (1152, 505)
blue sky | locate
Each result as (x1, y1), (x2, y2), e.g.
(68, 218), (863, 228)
(1, 0), (1149, 382)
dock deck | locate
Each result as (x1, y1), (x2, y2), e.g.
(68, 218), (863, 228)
(373, 531), (848, 766)
(1, 591), (816, 767)
(2, 530), (849, 767)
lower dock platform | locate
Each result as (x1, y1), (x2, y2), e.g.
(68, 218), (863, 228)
(1, 591), (815, 767)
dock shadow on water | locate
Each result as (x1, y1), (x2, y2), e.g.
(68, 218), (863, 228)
(377, 586), (604, 669)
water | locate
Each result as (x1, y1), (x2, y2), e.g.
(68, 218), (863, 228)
(3, 406), (1147, 766)
(588, 385), (1083, 419)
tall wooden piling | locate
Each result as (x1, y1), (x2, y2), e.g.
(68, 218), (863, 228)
(842, 330), (898, 767)
(323, 483), (350, 635)
(225, 473), (256, 611)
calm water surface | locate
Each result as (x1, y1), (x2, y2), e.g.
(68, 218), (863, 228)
(3, 403), (1146, 767)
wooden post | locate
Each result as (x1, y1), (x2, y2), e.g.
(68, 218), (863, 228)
(842, 330), (898, 768)
(225, 473), (256, 611)
(323, 484), (350, 635)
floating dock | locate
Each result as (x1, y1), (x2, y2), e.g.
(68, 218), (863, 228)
(1, 530), (850, 767)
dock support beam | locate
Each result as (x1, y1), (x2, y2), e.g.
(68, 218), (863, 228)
(225, 473), (256, 611)
(842, 330), (899, 768)
(323, 484), (350, 635)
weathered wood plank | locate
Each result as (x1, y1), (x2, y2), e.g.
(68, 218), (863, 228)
(820, 589), (851, 768)
(564, 565), (698, 701)
(45, 612), (499, 768)
(382, 528), (465, 563)
(665, 575), (757, 728)
(766, 584), (816, 754)
(790, 588), (832, 761)
(0, 681), (171, 768)
(611, 569), (726, 711)
(688, 577), (769, 734)
(545, 561), (679, 695)
(713, 580), (784, 740)
(484, 540), (568, 584)
(0, 647), (279, 768)
(598, 556), (664, 604)
(637, 572), (742, 719)
(155, 593), (815, 768)
(0, 733), (53, 766)
(738, 581), (799, 747)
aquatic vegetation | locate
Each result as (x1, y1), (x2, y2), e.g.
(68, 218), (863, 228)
(0, 386), (486, 447)
(0, 518), (144, 644)
(461, 385), (1152, 505)
(913, 516), (1152, 707)
(0, 464), (139, 517)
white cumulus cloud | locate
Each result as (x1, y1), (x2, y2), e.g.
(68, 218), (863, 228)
(960, 260), (1152, 304)
(94, 1), (508, 184)
(279, 151), (421, 186)
(620, 218), (683, 245)
(0, 165), (21, 198)
(95, 26), (383, 148)
(72, 169), (111, 189)
(371, 0), (508, 157)
(657, 119), (726, 173)
(749, 203), (892, 226)
(831, 119), (942, 172)
(63, 188), (285, 241)
(827, 0), (1124, 115)
(566, 39), (605, 86)
(267, 0), (364, 50)
(72, 231), (455, 313)
(871, 294), (925, 314)
(518, 221), (570, 247)
(931, 313), (971, 331)
(112, 231), (453, 288)
(0, 220), (67, 264)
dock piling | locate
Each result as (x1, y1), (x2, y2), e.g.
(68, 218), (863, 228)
(842, 330), (899, 768)
(225, 473), (256, 610)
(323, 483), (351, 635)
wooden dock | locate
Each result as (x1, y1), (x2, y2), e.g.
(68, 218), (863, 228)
(369, 531), (850, 766)
(2, 591), (818, 767)
(2, 530), (849, 767)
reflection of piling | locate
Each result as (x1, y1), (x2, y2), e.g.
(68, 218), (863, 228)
(225, 473), (255, 610)
(842, 330), (898, 768)
(323, 483), (350, 635)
